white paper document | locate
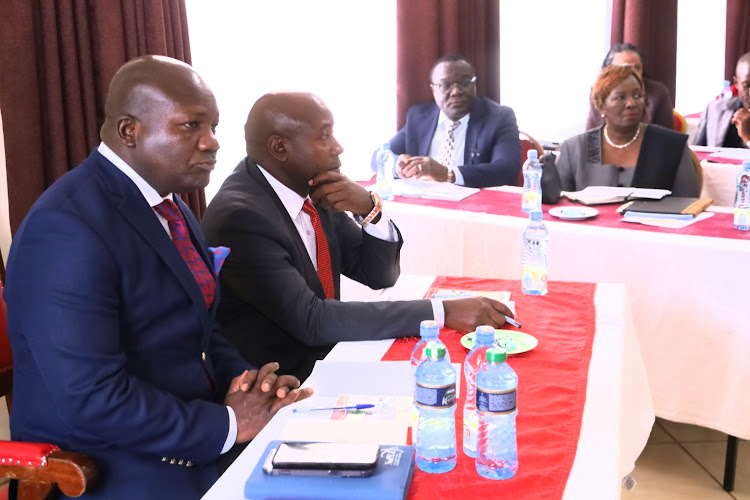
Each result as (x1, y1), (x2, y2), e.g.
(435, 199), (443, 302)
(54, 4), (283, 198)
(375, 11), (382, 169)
(622, 211), (715, 229)
(391, 178), (479, 201)
(707, 149), (750, 162)
(562, 186), (671, 205)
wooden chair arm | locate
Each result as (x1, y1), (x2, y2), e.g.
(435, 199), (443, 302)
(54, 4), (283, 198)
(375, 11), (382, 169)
(0, 449), (98, 498)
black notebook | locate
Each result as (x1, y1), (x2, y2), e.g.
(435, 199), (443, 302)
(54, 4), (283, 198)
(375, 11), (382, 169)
(620, 197), (714, 218)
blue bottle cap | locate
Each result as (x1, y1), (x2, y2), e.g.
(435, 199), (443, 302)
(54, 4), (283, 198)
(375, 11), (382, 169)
(475, 326), (496, 345)
(530, 210), (543, 222)
(420, 320), (439, 337)
(425, 342), (447, 360)
(486, 347), (507, 363)
(526, 149), (538, 159)
(743, 160), (750, 170)
(382, 143), (391, 151)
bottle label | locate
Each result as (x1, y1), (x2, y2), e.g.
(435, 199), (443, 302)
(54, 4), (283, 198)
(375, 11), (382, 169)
(463, 418), (478, 452)
(521, 191), (540, 211)
(734, 208), (750, 227)
(476, 387), (517, 415)
(415, 382), (456, 409)
(522, 267), (547, 292)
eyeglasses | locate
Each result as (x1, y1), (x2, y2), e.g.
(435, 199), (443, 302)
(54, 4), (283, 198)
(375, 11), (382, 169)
(430, 76), (476, 94)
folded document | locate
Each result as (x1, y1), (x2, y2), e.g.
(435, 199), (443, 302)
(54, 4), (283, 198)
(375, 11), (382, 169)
(391, 179), (479, 201)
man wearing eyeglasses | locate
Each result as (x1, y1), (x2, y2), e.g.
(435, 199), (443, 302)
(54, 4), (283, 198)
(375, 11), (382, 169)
(380, 54), (521, 188)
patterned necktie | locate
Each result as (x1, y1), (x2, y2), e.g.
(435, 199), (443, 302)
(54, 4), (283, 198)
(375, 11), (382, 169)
(154, 199), (216, 308)
(436, 119), (460, 167)
(301, 199), (335, 299)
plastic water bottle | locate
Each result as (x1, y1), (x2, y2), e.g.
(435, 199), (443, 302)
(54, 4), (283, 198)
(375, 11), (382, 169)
(410, 320), (450, 376)
(721, 80), (733, 99)
(375, 143), (395, 200)
(521, 210), (549, 295)
(521, 149), (542, 213)
(476, 348), (518, 480)
(734, 161), (750, 230)
(414, 342), (457, 473)
(462, 325), (497, 457)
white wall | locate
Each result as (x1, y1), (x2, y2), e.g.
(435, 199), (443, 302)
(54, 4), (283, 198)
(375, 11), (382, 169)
(185, 0), (397, 201)
(0, 108), (11, 270)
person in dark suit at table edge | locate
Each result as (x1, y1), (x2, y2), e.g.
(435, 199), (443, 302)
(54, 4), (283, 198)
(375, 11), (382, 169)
(694, 51), (750, 148)
(201, 91), (514, 383)
(4, 56), (311, 500)
(372, 54), (522, 188)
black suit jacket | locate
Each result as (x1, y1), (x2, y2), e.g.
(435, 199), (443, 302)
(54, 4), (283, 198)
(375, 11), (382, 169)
(201, 159), (432, 380)
(382, 96), (522, 187)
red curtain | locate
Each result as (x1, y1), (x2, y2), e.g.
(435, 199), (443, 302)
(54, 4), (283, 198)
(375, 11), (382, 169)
(0, 0), (204, 236)
(396, 0), (500, 129)
(610, 0), (678, 107)
(725, 0), (750, 80)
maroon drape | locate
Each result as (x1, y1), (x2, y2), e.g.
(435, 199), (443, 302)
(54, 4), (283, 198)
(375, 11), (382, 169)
(725, 0), (750, 80)
(0, 0), (204, 236)
(396, 0), (500, 129)
(610, 0), (678, 107)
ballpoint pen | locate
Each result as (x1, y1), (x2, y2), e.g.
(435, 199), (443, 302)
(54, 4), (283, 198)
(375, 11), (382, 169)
(504, 315), (522, 328)
(292, 404), (375, 413)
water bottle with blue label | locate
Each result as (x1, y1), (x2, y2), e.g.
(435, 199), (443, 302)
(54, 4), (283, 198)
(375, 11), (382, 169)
(414, 342), (457, 473)
(375, 143), (395, 200)
(521, 210), (548, 295)
(462, 325), (496, 457)
(522, 149), (542, 213)
(734, 161), (750, 230)
(476, 348), (518, 480)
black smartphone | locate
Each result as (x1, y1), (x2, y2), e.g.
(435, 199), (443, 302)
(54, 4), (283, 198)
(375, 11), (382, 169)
(262, 442), (380, 478)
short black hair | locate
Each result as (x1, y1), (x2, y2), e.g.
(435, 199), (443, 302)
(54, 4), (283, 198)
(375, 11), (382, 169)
(602, 43), (640, 68)
(429, 54), (476, 81)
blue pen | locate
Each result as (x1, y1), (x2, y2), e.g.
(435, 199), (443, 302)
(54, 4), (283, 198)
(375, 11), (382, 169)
(504, 315), (522, 328)
(292, 404), (375, 413)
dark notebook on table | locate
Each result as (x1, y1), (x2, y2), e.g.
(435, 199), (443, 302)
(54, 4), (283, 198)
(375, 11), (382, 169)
(620, 197), (714, 219)
(244, 440), (415, 500)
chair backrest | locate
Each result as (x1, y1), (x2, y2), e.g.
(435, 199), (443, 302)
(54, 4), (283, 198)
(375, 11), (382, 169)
(673, 110), (687, 133)
(518, 131), (545, 187)
(688, 148), (704, 193)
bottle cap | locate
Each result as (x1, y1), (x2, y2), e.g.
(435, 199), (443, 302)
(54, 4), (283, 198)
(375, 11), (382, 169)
(486, 347), (507, 363)
(743, 160), (750, 170)
(425, 342), (447, 360)
(382, 143), (391, 151)
(419, 320), (439, 338)
(475, 325), (496, 345)
(530, 210), (543, 222)
(526, 149), (538, 160)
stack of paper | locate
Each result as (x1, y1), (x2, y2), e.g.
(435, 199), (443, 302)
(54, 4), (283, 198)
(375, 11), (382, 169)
(562, 186), (671, 205)
(391, 179), (479, 201)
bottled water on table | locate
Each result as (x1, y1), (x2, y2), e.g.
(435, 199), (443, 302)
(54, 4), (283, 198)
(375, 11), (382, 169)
(521, 149), (542, 213)
(734, 161), (750, 230)
(721, 80), (734, 99)
(375, 143), (395, 200)
(521, 210), (549, 295)
(463, 325), (496, 457)
(415, 342), (457, 473)
(476, 348), (518, 480)
(410, 320), (450, 376)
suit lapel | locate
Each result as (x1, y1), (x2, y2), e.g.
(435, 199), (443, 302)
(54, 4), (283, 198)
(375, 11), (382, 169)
(420, 106), (440, 156)
(464, 98), (486, 164)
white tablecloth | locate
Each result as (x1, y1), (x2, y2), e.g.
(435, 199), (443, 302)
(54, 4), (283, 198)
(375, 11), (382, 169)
(202, 276), (653, 500)
(382, 198), (750, 441)
(700, 160), (742, 207)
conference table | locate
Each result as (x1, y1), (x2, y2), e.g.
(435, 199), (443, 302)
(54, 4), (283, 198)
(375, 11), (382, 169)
(376, 187), (750, 444)
(203, 275), (653, 500)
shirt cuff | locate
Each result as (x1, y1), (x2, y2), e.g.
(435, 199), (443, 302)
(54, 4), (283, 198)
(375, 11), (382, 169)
(363, 207), (397, 241)
(452, 167), (465, 186)
(430, 298), (445, 328)
(222, 406), (238, 454)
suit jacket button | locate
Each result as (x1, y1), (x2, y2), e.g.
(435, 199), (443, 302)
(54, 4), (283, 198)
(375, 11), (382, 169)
(169, 458), (176, 465)
(202, 352), (206, 361)
(178, 459), (184, 465)
(186, 461), (194, 467)
(161, 457), (168, 462)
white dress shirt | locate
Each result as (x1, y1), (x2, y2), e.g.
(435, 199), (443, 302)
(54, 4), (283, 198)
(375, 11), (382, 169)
(98, 142), (238, 455)
(428, 111), (470, 185)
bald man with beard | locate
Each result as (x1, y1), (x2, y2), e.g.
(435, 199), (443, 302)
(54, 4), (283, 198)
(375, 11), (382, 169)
(202, 92), (514, 382)
(4, 56), (310, 499)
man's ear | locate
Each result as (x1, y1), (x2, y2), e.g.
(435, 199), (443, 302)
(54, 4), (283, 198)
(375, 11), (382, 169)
(116, 116), (138, 148)
(269, 135), (289, 161)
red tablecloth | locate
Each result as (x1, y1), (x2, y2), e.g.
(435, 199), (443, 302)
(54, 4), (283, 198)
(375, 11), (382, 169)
(382, 187), (750, 240)
(382, 276), (597, 500)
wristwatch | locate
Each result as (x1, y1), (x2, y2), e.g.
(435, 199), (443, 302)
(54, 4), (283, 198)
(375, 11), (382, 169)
(354, 191), (383, 227)
(446, 168), (456, 183)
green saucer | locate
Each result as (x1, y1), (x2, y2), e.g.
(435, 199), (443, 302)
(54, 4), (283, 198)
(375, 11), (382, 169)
(460, 329), (538, 355)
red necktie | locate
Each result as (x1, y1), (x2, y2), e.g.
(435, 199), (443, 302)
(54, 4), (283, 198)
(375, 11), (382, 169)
(301, 200), (335, 299)
(154, 199), (216, 308)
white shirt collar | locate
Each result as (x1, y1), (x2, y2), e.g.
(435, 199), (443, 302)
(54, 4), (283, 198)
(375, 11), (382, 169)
(437, 110), (470, 128)
(98, 142), (171, 206)
(255, 162), (308, 219)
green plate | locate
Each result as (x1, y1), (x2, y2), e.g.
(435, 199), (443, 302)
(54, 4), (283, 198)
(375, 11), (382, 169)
(460, 329), (538, 355)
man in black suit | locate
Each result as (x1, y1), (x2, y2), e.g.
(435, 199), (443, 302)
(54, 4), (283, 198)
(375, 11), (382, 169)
(202, 92), (513, 381)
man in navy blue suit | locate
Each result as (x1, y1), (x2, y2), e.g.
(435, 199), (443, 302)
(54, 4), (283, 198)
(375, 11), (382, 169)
(381, 54), (521, 188)
(3, 55), (311, 499)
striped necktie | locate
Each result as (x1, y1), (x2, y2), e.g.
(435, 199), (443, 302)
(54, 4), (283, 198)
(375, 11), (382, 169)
(436, 119), (460, 167)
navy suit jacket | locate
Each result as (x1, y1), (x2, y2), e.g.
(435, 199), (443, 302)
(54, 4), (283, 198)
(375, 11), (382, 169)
(4, 149), (252, 499)
(201, 159), (432, 381)
(383, 96), (522, 187)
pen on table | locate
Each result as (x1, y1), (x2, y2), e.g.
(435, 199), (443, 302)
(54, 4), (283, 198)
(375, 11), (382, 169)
(292, 404), (375, 413)
(504, 315), (522, 328)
